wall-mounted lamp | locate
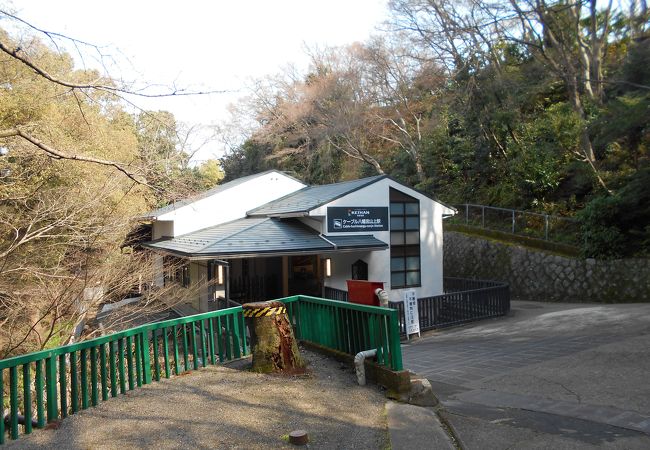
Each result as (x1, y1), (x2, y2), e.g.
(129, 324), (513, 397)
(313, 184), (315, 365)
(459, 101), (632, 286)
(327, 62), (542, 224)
(325, 258), (332, 277)
(217, 264), (224, 284)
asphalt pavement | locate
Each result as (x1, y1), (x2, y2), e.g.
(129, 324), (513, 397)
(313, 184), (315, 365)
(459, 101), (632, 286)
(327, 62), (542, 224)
(401, 301), (650, 449)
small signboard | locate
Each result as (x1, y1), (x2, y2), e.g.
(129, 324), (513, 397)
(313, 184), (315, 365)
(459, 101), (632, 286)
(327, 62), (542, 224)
(404, 289), (420, 339)
(327, 207), (388, 232)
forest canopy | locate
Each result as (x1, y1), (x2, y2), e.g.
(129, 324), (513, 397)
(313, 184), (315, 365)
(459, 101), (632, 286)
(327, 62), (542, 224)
(0, 19), (222, 357)
(220, 0), (649, 258)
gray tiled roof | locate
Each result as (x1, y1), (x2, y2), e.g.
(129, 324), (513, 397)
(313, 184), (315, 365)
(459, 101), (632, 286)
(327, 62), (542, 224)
(142, 170), (295, 218)
(247, 175), (387, 217)
(142, 217), (388, 258)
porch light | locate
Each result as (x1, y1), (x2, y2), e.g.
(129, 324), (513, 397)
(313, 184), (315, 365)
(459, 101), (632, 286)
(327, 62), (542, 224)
(217, 264), (224, 284)
(325, 258), (332, 277)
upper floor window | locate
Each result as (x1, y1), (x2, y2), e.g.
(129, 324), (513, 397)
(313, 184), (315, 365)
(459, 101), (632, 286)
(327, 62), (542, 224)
(390, 188), (421, 288)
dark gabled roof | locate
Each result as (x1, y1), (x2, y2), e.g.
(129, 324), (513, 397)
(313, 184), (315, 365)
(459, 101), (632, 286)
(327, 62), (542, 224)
(141, 170), (301, 218)
(142, 217), (388, 258)
(247, 175), (387, 217)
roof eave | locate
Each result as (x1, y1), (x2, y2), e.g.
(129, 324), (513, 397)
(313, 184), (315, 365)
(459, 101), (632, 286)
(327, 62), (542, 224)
(141, 243), (388, 261)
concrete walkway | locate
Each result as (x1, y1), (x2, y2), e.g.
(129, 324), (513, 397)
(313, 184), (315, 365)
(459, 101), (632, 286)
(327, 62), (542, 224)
(402, 301), (650, 449)
(5, 351), (389, 449)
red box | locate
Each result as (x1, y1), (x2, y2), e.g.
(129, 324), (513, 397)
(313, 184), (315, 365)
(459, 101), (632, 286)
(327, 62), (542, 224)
(346, 280), (384, 306)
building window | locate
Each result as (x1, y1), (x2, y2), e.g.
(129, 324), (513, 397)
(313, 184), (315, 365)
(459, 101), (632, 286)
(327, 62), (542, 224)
(390, 188), (421, 288)
(351, 259), (368, 281)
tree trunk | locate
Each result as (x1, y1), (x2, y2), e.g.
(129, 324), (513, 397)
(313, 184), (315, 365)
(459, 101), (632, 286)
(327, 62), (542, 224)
(243, 301), (305, 374)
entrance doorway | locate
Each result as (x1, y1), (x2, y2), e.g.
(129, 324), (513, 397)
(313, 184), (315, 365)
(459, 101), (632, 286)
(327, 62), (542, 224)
(288, 255), (321, 297)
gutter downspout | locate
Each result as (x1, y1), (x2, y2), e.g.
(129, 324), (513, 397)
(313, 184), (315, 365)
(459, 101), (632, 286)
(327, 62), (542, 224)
(354, 349), (377, 385)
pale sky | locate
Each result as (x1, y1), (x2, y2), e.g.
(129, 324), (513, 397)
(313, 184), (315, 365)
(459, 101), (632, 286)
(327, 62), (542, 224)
(9, 0), (390, 161)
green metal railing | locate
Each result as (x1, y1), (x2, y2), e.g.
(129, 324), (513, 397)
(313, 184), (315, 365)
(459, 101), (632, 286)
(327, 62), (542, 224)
(1, 296), (403, 444)
(0, 306), (247, 444)
(281, 295), (403, 371)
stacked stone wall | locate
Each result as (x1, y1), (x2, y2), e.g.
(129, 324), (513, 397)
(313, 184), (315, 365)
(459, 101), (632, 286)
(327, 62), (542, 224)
(444, 231), (650, 302)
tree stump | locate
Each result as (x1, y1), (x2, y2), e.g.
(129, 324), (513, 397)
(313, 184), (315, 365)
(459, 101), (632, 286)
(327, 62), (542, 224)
(243, 300), (305, 374)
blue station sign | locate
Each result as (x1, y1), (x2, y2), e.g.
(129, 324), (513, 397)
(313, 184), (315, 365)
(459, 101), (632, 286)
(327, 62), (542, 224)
(327, 207), (389, 232)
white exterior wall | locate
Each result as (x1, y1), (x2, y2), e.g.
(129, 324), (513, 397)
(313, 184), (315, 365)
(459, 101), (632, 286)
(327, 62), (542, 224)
(310, 178), (453, 303)
(154, 171), (305, 237)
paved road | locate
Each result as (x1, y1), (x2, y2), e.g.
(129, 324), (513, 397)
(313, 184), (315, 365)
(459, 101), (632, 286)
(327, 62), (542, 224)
(402, 301), (650, 449)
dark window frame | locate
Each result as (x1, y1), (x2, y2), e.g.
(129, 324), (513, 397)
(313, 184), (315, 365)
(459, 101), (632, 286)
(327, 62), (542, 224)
(389, 188), (421, 289)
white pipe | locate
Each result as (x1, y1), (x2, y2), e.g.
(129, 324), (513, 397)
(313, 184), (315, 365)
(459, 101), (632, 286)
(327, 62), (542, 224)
(354, 349), (377, 386)
(375, 288), (389, 308)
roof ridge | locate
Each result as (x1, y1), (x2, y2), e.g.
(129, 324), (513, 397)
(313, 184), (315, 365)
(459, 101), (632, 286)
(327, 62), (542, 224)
(142, 170), (301, 218)
(246, 185), (312, 216)
(247, 174), (388, 217)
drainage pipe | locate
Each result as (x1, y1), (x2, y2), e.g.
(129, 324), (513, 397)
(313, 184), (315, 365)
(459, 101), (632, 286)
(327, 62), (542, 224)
(354, 349), (377, 385)
(374, 288), (389, 308)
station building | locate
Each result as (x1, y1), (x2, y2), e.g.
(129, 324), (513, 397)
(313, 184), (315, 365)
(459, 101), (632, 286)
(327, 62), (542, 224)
(141, 170), (455, 313)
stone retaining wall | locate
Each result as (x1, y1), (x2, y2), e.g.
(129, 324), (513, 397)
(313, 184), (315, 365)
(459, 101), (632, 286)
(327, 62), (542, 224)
(443, 231), (650, 302)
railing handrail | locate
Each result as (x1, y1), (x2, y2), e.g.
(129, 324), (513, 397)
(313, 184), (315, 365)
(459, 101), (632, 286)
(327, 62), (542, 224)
(289, 294), (396, 314)
(455, 203), (578, 222)
(280, 295), (403, 371)
(0, 306), (243, 370)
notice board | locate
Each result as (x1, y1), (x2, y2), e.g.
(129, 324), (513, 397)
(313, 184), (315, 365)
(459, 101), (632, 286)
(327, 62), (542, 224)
(404, 289), (420, 338)
(327, 206), (388, 232)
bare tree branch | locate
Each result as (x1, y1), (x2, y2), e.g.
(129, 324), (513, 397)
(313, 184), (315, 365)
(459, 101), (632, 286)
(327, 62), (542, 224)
(0, 127), (153, 188)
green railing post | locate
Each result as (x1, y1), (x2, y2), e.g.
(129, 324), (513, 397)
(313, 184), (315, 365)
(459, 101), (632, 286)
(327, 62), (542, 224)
(0, 305), (247, 444)
(388, 309), (403, 371)
(9, 366), (18, 439)
(59, 354), (68, 417)
(173, 325), (181, 374)
(90, 347), (98, 406)
(71, 351), (79, 411)
(232, 314), (242, 359)
(163, 328), (171, 377)
(141, 331), (152, 385)
(116, 341), (125, 395)
(107, 344), (116, 398)
(23, 363), (33, 434)
(45, 356), (57, 422)
(125, 336), (134, 391)
(99, 345), (108, 402)
(134, 335), (142, 387)
(239, 312), (248, 356)
(35, 359), (45, 427)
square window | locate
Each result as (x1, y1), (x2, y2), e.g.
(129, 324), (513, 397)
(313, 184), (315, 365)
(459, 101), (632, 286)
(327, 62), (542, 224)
(405, 217), (419, 230)
(405, 203), (419, 215)
(406, 271), (421, 286)
(405, 231), (419, 245)
(406, 256), (420, 270)
(390, 232), (405, 245)
(390, 217), (404, 230)
(391, 272), (405, 287)
(390, 203), (404, 215)
(391, 257), (405, 271)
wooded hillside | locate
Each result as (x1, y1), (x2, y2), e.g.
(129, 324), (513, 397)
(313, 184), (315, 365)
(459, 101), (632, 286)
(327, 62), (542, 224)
(0, 20), (222, 357)
(221, 0), (649, 258)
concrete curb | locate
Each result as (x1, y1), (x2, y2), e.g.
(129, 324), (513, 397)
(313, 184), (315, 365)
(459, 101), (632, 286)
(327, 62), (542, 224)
(386, 402), (456, 450)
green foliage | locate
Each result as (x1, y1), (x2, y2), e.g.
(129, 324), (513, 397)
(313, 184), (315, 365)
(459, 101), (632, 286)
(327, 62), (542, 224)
(579, 168), (650, 258)
(221, 2), (649, 258)
(0, 29), (194, 356)
(219, 140), (272, 182)
(191, 159), (224, 190)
